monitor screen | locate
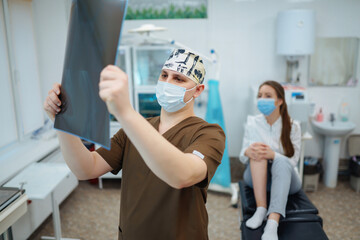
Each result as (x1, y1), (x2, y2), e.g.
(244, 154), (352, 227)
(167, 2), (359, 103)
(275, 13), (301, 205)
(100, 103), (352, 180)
(138, 93), (161, 118)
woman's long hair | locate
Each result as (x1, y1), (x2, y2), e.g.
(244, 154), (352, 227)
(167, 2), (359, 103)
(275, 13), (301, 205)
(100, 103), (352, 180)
(259, 81), (294, 157)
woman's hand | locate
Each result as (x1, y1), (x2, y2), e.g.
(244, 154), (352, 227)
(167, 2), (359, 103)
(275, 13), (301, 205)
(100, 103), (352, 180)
(262, 145), (275, 160)
(43, 83), (62, 122)
(245, 143), (274, 161)
(99, 65), (133, 117)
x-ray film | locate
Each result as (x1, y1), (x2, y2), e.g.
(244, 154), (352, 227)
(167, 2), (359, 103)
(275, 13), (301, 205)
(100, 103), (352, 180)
(54, 0), (128, 149)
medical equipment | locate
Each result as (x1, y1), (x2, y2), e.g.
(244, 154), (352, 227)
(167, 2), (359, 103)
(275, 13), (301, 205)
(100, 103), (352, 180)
(128, 24), (166, 36)
(276, 9), (316, 84)
(283, 84), (311, 134)
(207, 80), (231, 190)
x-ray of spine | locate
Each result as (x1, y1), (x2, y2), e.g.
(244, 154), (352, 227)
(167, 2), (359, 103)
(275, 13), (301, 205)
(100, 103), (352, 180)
(54, 0), (128, 149)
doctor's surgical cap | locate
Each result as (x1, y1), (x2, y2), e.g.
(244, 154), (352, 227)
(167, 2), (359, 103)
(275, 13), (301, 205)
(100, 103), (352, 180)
(162, 48), (206, 85)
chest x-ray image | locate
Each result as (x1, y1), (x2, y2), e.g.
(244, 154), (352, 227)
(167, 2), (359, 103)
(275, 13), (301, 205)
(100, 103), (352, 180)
(54, 0), (128, 149)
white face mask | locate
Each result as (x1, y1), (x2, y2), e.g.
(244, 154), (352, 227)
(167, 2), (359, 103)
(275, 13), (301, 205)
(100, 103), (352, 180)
(155, 81), (197, 113)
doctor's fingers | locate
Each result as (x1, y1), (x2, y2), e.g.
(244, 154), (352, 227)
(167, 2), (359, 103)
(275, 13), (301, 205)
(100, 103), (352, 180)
(48, 91), (61, 106)
(100, 70), (119, 82)
(105, 64), (127, 75)
(45, 97), (60, 113)
(104, 64), (118, 71)
(101, 66), (127, 80)
(52, 83), (61, 94)
(99, 88), (126, 101)
(99, 80), (126, 91)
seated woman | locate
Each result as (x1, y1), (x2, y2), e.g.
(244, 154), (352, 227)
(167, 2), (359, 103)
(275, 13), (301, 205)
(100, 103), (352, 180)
(239, 80), (302, 240)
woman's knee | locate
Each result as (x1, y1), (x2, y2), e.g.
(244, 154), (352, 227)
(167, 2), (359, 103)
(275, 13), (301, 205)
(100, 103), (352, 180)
(289, 172), (302, 194)
(250, 158), (268, 166)
(272, 158), (292, 172)
(289, 180), (302, 194)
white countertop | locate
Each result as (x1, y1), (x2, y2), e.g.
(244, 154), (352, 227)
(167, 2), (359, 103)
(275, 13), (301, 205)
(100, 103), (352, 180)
(0, 137), (60, 186)
(4, 162), (72, 200)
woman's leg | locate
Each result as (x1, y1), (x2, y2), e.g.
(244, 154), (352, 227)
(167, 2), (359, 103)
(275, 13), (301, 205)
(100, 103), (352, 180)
(243, 159), (268, 229)
(250, 159), (268, 208)
(262, 159), (301, 240)
(267, 158), (293, 218)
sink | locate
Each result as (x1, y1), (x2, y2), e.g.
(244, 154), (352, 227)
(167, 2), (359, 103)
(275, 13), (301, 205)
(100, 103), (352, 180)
(311, 120), (356, 137)
(311, 120), (356, 188)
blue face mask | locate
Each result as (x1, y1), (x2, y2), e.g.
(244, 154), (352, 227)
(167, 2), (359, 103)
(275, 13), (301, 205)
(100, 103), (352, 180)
(257, 98), (276, 116)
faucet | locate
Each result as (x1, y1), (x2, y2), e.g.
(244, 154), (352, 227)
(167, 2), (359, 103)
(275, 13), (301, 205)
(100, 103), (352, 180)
(330, 113), (335, 126)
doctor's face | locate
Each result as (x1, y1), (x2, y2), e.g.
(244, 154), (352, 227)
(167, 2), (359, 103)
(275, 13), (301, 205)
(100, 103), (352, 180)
(159, 69), (196, 88)
(257, 85), (283, 108)
(158, 69), (204, 102)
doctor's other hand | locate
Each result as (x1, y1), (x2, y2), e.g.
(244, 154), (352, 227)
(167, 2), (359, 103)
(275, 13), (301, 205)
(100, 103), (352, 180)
(43, 83), (62, 122)
(99, 65), (131, 117)
(245, 142), (268, 161)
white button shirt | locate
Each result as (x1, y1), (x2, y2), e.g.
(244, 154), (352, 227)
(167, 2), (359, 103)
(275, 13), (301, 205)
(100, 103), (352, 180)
(239, 114), (301, 168)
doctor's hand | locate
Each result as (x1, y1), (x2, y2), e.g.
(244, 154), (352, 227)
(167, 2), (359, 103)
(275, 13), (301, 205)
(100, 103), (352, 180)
(245, 143), (269, 161)
(99, 65), (132, 117)
(43, 83), (62, 122)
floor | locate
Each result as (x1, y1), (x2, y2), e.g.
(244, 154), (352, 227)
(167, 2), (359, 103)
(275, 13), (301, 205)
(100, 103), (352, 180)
(27, 175), (360, 240)
(27, 179), (240, 240)
(306, 178), (360, 240)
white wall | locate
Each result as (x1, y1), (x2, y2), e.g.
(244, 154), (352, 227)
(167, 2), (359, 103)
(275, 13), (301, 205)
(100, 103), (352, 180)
(34, 0), (360, 158)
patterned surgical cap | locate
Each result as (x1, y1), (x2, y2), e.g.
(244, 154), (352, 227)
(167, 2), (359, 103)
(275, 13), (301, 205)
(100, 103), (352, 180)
(162, 48), (206, 84)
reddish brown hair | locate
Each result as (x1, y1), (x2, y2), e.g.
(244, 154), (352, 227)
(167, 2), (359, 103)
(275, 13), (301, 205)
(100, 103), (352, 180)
(259, 81), (294, 157)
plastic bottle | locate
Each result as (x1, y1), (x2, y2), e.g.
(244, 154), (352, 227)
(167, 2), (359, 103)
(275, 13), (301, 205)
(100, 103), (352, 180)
(316, 108), (324, 122)
(339, 102), (350, 122)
